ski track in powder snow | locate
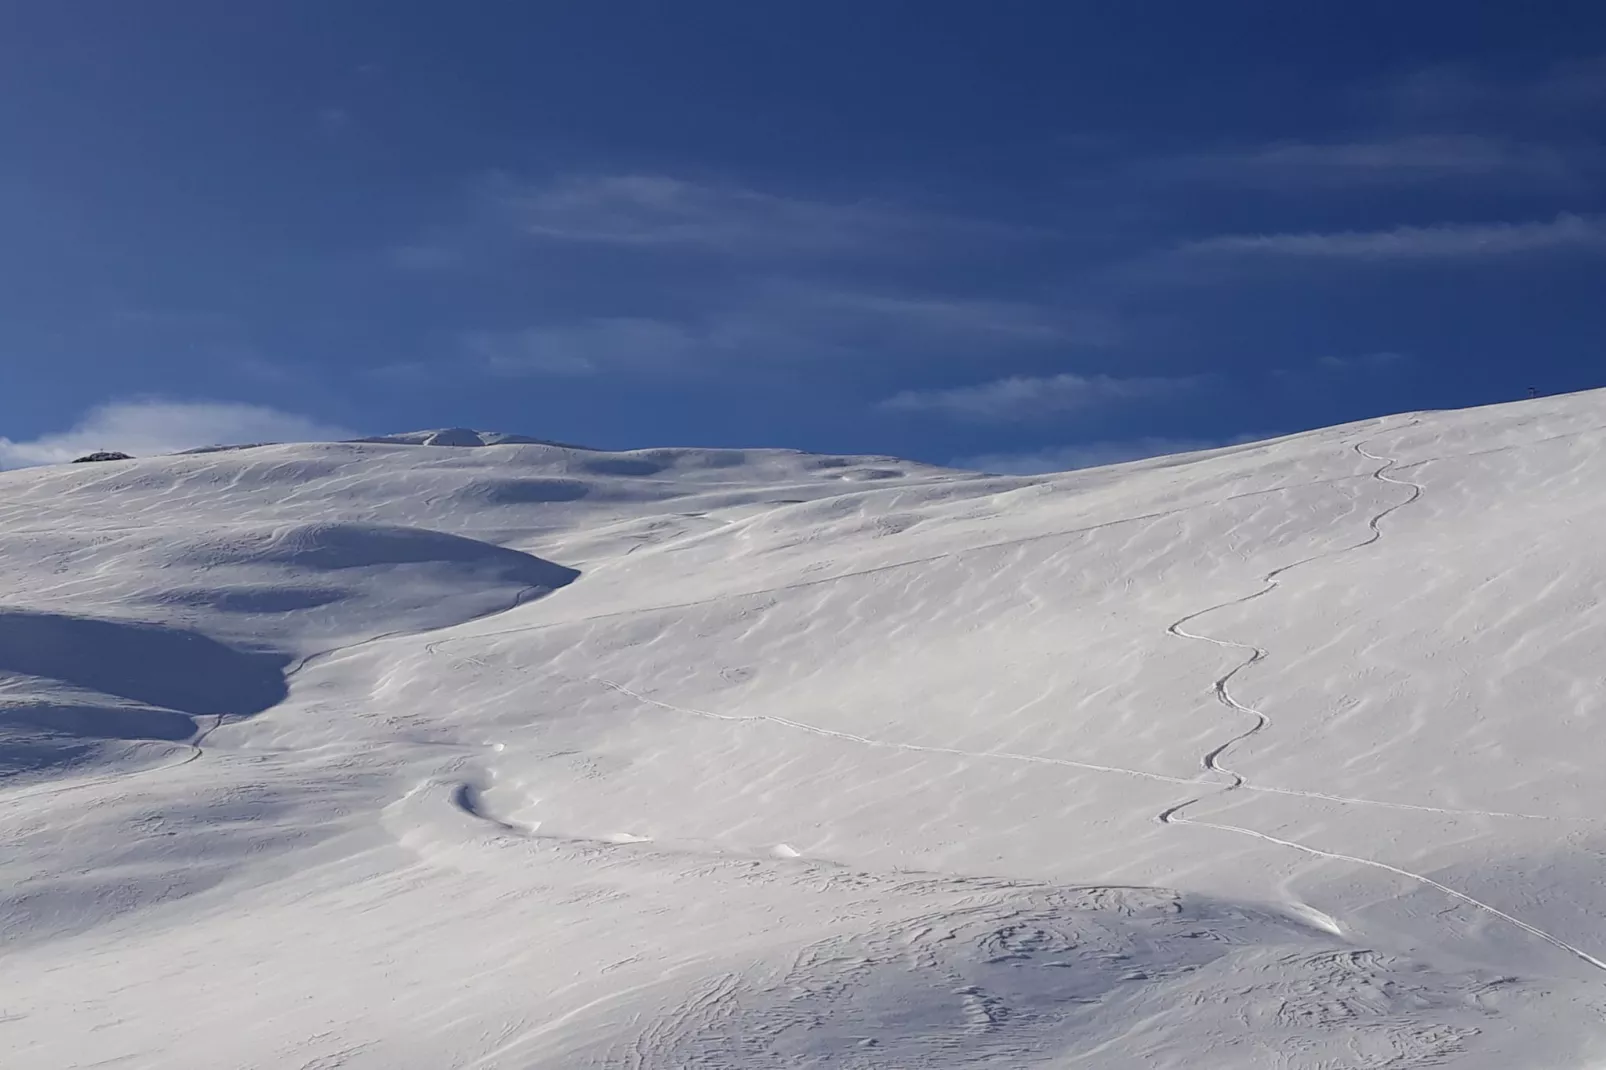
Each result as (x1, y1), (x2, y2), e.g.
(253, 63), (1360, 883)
(422, 442), (1576, 825)
(8, 402), (1606, 1068)
(1158, 426), (1606, 974)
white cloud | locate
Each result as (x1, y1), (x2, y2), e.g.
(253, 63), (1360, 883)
(1381, 56), (1606, 124)
(0, 400), (355, 469)
(390, 242), (462, 270)
(1315, 351), (1409, 372)
(881, 373), (1200, 423)
(1154, 57), (1606, 195)
(1535, 55), (1606, 109)
(953, 434), (1275, 474)
(1270, 351), (1411, 385)
(451, 283), (1105, 381)
(1177, 214), (1606, 261)
(317, 107), (352, 134)
(1172, 135), (1588, 189)
(795, 289), (1115, 346)
(464, 319), (700, 377)
(392, 173), (1030, 274)
(499, 174), (1015, 256)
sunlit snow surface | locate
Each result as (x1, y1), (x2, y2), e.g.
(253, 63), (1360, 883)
(3, 401), (1606, 1068)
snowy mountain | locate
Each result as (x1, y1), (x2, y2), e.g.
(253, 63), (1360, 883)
(3, 395), (1605, 1068)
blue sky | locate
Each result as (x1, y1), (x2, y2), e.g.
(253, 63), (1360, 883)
(4, 2), (1605, 471)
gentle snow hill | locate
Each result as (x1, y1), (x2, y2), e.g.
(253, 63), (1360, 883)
(3, 396), (1606, 1068)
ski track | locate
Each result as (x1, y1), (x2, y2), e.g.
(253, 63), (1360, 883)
(13, 409), (1606, 1069)
(421, 422), (1604, 988)
(1159, 426), (1606, 976)
(590, 678), (1569, 823)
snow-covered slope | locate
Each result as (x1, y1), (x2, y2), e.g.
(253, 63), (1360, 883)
(3, 396), (1606, 1068)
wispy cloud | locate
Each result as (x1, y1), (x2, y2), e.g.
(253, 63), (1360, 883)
(880, 372), (1200, 423)
(1271, 351), (1411, 385)
(387, 173), (1096, 389)
(497, 173), (1019, 256)
(317, 107), (353, 135)
(0, 400), (354, 469)
(1176, 214), (1606, 262)
(795, 289), (1116, 346)
(390, 242), (463, 270)
(1380, 55), (1606, 125)
(1315, 351), (1409, 372)
(1169, 134), (1590, 190)
(952, 433), (1274, 474)
(445, 283), (1107, 381)
(465, 319), (698, 377)
(1154, 56), (1606, 195)
(389, 171), (1032, 289)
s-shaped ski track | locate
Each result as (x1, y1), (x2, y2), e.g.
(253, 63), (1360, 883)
(1159, 427), (1606, 975)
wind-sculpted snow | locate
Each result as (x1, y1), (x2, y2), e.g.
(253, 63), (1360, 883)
(0, 609), (290, 716)
(0, 610), (290, 780)
(570, 886), (1538, 1069)
(3, 400), (1606, 1067)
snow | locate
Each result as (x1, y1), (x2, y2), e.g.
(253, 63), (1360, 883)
(3, 394), (1606, 1067)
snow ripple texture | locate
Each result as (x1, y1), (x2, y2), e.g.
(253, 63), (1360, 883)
(3, 400), (1606, 1068)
